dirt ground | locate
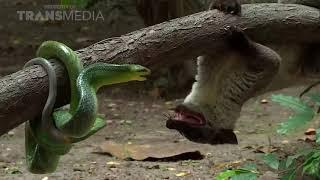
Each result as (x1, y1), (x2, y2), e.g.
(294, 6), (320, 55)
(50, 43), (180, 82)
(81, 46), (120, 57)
(0, 86), (317, 180)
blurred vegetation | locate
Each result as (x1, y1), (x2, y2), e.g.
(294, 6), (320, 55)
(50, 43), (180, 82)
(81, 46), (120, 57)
(217, 91), (320, 180)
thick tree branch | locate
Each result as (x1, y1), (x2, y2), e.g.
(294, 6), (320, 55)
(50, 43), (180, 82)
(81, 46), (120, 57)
(0, 4), (320, 135)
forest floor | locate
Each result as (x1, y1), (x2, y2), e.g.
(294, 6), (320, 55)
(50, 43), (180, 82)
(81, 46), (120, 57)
(0, 86), (318, 180)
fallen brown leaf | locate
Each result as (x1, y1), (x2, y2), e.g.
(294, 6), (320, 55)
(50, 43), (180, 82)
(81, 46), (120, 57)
(254, 146), (279, 153)
(167, 167), (176, 171)
(305, 128), (316, 135)
(94, 140), (204, 161)
(260, 99), (269, 104)
(106, 161), (120, 165)
(212, 160), (243, 170)
(175, 172), (190, 177)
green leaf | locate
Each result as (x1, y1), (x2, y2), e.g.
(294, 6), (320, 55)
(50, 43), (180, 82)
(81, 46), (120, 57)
(216, 170), (237, 180)
(277, 112), (314, 135)
(285, 156), (297, 169)
(316, 129), (320, 144)
(241, 163), (257, 171)
(216, 166), (258, 180)
(231, 172), (257, 180)
(234, 169), (254, 174)
(285, 149), (313, 168)
(281, 168), (296, 180)
(262, 153), (280, 170)
(279, 159), (287, 170)
(271, 94), (315, 134)
(302, 151), (320, 176)
(271, 94), (314, 113)
(307, 94), (320, 106)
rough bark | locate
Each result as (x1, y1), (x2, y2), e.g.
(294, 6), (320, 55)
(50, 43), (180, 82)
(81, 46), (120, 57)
(0, 4), (320, 135)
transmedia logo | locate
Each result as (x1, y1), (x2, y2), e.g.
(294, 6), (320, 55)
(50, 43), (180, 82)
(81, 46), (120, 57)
(17, 0), (104, 21)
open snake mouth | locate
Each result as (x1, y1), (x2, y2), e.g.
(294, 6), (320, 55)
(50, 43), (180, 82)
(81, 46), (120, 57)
(134, 71), (151, 81)
(140, 73), (149, 78)
(136, 68), (151, 80)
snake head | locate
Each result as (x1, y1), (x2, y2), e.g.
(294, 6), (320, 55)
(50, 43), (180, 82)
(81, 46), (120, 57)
(129, 65), (151, 81)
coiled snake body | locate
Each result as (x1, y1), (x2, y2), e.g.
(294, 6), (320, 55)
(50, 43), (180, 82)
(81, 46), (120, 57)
(24, 41), (150, 173)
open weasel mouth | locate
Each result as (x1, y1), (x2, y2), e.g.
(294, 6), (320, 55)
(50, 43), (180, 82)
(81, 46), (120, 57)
(168, 105), (206, 126)
(166, 105), (238, 145)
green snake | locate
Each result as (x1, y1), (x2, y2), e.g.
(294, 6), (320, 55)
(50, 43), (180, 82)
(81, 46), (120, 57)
(24, 41), (150, 173)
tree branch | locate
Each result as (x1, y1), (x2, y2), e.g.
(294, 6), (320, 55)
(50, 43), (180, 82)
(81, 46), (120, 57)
(0, 4), (320, 135)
